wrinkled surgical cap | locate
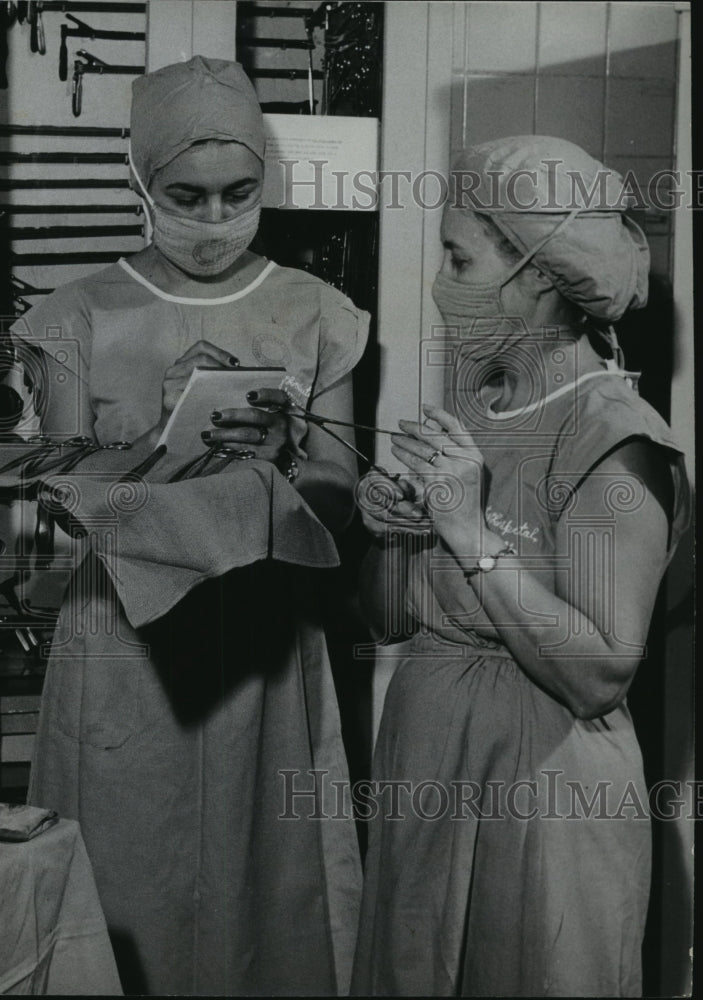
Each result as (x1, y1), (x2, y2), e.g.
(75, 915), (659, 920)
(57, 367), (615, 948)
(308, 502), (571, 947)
(130, 55), (265, 189)
(451, 136), (650, 321)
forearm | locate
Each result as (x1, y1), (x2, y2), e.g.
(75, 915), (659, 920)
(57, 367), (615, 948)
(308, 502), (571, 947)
(441, 528), (641, 718)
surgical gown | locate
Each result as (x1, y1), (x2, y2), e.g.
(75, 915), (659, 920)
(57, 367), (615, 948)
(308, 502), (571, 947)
(351, 371), (689, 997)
(11, 257), (367, 996)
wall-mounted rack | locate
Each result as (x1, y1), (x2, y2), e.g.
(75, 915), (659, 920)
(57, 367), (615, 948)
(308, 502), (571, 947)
(0, 152), (129, 164)
(31, 2), (145, 13)
(11, 251), (129, 264)
(9, 224), (143, 240)
(0, 179), (131, 189)
(236, 3), (317, 18)
(247, 68), (322, 80)
(0, 125), (130, 137)
(239, 36), (314, 50)
(2, 204), (141, 214)
(59, 14), (145, 81)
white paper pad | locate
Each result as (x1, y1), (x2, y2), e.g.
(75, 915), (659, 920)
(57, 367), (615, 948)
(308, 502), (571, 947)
(157, 367), (286, 460)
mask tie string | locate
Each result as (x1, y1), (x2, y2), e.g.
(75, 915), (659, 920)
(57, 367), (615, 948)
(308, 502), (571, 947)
(498, 207), (583, 289)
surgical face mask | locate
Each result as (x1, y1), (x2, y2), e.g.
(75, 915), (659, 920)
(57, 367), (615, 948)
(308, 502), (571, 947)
(431, 209), (580, 331)
(130, 149), (262, 277)
(431, 269), (509, 327)
(432, 210), (583, 421)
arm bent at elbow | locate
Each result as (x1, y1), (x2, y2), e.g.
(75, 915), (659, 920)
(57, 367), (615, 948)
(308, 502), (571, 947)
(459, 440), (674, 719)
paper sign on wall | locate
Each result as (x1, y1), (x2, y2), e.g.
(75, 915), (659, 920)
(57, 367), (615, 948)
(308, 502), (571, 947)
(262, 114), (380, 211)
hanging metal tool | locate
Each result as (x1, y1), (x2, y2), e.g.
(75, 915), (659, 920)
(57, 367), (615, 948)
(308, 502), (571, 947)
(12, 295), (32, 315)
(59, 13), (145, 81)
(28, 0), (45, 54)
(10, 276), (54, 296)
(72, 50), (144, 118)
(0, 576), (41, 649)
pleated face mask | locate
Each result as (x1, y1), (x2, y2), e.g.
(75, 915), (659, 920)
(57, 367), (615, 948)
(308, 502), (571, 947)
(130, 148), (262, 277)
(431, 210), (586, 425)
(149, 198), (261, 277)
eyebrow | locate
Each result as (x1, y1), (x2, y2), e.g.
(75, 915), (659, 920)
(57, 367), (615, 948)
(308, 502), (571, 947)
(442, 239), (467, 252)
(164, 178), (259, 193)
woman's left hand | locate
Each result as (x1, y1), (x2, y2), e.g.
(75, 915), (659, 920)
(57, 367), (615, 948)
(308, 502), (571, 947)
(203, 387), (290, 463)
(391, 404), (485, 549)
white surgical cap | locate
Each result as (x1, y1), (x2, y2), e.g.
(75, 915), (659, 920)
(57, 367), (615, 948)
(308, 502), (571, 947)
(130, 55), (265, 189)
(451, 136), (650, 322)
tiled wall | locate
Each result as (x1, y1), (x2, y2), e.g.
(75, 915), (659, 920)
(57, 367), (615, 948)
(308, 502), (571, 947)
(450, 1), (680, 278)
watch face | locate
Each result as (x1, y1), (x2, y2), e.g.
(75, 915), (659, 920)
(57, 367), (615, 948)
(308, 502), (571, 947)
(478, 554), (496, 572)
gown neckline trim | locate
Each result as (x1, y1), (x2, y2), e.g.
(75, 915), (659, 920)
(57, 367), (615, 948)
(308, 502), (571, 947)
(485, 368), (636, 421)
(117, 257), (277, 305)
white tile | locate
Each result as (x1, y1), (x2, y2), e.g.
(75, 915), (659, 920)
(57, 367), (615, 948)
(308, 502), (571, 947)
(535, 76), (605, 158)
(466, 1), (538, 73)
(606, 78), (675, 157)
(538, 1), (607, 74)
(609, 2), (678, 79)
(464, 75), (537, 146)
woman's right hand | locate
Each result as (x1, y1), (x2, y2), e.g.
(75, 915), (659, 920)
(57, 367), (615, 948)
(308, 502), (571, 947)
(161, 340), (240, 423)
(357, 471), (432, 542)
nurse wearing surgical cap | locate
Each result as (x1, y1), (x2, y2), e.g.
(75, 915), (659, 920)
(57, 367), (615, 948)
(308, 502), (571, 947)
(353, 137), (689, 996)
(11, 57), (366, 995)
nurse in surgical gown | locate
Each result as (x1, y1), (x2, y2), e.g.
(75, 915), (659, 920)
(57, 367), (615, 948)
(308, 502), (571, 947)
(12, 56), (365, 996)
(351, 137), (690, 997)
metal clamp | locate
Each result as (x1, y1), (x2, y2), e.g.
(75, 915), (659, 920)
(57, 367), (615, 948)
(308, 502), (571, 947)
(72, 50), (144, 117)
(60, 13), (145, 80)
(28, 0), (45, 54)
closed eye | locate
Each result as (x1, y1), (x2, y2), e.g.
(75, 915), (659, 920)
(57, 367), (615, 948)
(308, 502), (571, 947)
(225, 188), (256, 204)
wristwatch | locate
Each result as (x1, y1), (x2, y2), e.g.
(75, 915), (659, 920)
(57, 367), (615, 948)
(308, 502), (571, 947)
(475, 541), (517, 573)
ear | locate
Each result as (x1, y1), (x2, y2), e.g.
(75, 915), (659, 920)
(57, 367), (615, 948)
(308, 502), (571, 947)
(527, 265), (554, 292)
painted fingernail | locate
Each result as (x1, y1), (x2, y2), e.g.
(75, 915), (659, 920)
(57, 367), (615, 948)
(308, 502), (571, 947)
(246, 391), (258, 402)
(211, 410), (222, 421)
(229, 356), (240, 367)
(201, 430), (213, 441)
(259, 428), (268, 442)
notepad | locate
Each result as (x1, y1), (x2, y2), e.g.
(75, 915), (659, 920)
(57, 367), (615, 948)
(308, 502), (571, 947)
(156, 367), (286, 461)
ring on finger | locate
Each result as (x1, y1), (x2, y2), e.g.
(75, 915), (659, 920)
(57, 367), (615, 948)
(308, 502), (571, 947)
(427, 449), (442, 466)
(214, 446), (256, 460)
